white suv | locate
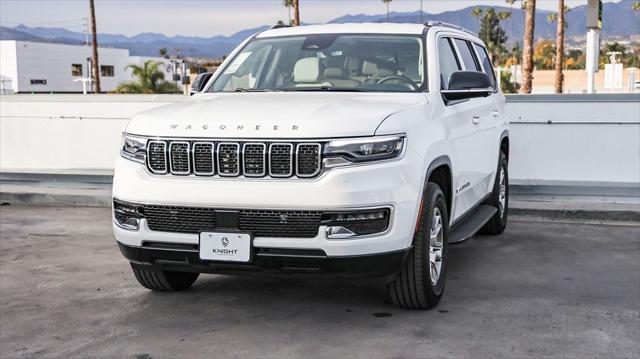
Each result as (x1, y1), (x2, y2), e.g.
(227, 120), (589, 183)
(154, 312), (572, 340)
(113, 22), (509, 309)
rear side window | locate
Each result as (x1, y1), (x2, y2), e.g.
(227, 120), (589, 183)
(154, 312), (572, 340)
(453, 39), (479, 71)
(473, 43), (497, 89)
(438, 38), (461, 90)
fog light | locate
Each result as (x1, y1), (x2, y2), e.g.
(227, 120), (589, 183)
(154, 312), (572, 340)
(113, 199), (142, 230)
(322, 209), (390, 238)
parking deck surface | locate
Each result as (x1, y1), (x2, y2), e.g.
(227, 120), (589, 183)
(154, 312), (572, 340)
(1, 205), (639, 358)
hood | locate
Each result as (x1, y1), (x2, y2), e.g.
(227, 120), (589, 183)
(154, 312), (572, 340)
(125, 92), (426, 138)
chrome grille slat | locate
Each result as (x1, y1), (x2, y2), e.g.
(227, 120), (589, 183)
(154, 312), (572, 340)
(296, 143), (322, 177)
(193, 142), (215, 176)
(147, 141), (167, 174)
(217, 143), (240, 176)
(269, 143), (294, 177)
(169, 142), (191, 175)
(145, 139), (322, 178)
(242, 143), (266, 177)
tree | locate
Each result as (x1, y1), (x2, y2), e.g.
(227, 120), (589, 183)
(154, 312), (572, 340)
(521, 0), (536, 93)
(158, 48), (168, 58)
(113, 60), (180, 94)
(533, 40), (556, 70)
(283, 0), (294, 25)
(554, 0), (566, 93)
(472, 7), (483, 32)
(383, 0), (393, 21)
(633, 1), (640, 12)
(293, 0), (300, 26)
(479, 8), (509, 64)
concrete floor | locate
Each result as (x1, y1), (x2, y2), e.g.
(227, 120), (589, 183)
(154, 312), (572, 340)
(0, 206), (638, 359)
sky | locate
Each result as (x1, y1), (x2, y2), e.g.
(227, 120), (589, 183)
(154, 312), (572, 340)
(0, 0), (622, 37)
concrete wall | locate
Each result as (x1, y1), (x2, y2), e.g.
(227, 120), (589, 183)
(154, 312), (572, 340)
(1, 93), (638, 187)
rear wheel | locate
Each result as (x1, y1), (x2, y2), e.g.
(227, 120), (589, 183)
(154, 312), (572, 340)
(480, 152), (508, 235)
(387, 182), (448, 309)
(131, 264), (199, 291)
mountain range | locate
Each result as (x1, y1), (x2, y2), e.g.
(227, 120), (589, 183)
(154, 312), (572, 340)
(1, 0), (638, 58)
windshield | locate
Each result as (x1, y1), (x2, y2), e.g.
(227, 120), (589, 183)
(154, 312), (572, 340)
(209, 34), (425, 93)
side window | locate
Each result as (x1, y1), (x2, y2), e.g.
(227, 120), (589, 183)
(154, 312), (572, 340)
(438, 37), (461, 90)
(453, 39), (480, 71)
(473, 43), (497, 89)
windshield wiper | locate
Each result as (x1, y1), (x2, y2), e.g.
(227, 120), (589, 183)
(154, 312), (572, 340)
(233, 88), (268, 92)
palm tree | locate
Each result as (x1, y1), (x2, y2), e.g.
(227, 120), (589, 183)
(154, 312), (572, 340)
(521, 0), (536, 94)
(113, 60), (180, 94)
(383, 0), (392, 21)
(293, 0), (300, 26)
(283, 0), (294, 25)
(554, 0), (566, 93)
(472, 7), (483, 32)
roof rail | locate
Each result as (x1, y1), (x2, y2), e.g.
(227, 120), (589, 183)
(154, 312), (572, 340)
(424, 21), (477, 36)
(270, 23), (291, 30)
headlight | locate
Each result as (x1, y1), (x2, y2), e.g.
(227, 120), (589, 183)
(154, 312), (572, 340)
(120, 134), (147, 163)
(324, 135), (405, 163)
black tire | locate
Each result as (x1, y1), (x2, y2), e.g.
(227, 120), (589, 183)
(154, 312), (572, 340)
(387, 182), (449, 310)
(480, 152), (508, 235)
(131, 264), (199, 292)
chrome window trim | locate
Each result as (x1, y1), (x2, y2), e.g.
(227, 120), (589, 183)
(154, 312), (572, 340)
(269, 143), (294, 178)
(192, 141), (215, 176)
(168, 141), (191, 175)
(146, 140), (168, 175)
(295, 143), (322, 178)
(216, 142), (241, 177)
(242, 142), (267, 177)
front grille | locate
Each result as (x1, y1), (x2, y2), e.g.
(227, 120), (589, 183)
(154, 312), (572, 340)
(169, 142), (190, 174)
(217, 143), (240, 176)
(243, 143), (266, 177)
(148, 141), (167, 174)
(145, 139), (322, 178)
(269, 143), (293, 177)
(140, 204), (322, 238)
(296, 143), (321, 177)
(239, 209), (322, 238)
(193, 142), (214, 175)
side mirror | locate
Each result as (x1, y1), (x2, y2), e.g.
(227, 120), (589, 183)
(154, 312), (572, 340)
(190, 72), (213, 95)
(441, 71), (493, 101)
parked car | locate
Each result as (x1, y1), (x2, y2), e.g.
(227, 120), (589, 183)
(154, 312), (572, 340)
(113, 22), (510, 309)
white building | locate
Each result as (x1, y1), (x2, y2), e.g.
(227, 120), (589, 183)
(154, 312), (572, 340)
(0, 40), (175, 93)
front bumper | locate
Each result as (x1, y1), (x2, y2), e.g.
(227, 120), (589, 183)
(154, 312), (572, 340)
(119, 242), (410, 277)
(112, 145), (425, 258)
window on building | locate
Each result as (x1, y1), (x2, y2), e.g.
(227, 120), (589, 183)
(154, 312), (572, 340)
(100, 65), (114, 77)
(30, 79), (47, 85)
(71, 64), (83, 77)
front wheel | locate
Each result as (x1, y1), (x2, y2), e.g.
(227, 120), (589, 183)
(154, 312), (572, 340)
(387, 182), (449, 310)
(131, 264), (199, 292)
(480, 152), (508, 235)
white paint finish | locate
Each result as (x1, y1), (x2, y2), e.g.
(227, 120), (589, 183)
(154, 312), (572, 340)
(125, 92), (427, 138)
(0, 41), (18, 93)
(0, 41), (173, 93)
(1, 94), (638, 186)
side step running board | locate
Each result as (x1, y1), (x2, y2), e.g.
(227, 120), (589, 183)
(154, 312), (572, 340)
(448, 204), (497, 244)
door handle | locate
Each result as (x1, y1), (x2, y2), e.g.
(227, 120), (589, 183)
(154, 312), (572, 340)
(471, 116), (480, 125)
(491, 110), (500, 117)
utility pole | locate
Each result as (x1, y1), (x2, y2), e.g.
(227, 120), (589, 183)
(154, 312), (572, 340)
(293, 0), (300, 26)
(89, 0), (101, 93)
